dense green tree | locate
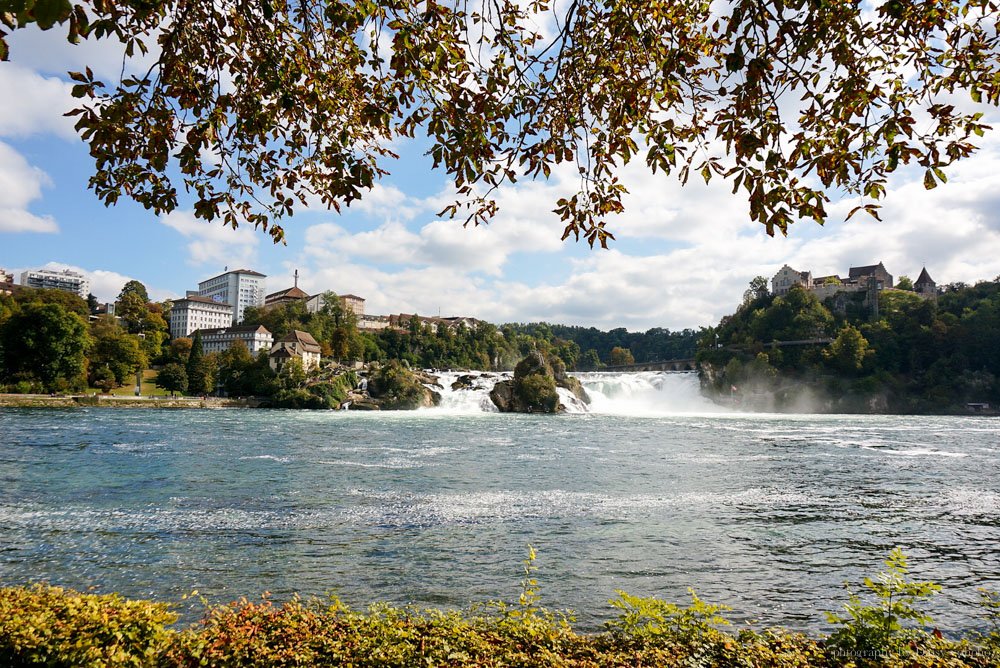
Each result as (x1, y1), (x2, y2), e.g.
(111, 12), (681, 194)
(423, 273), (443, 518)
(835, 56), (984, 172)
(167, 337), (192, 364)
(154, 363), (188, 396)
(118, 280), (149, 305)
(609, 347), (635, 366)
(139, 305), (169, 360)
(0, 302), (89, 392)
(216, 339), (255, 396)
(505, 323), (699, 364)
(12, 287), (89, 318)
(88, 317), (146, 387)
(750, 287), (833, 342)
(90, 365), (116, 393)
(578, 349), (603, 371)
(896, 276), (914, 291)
(277, 359), (306, 392)
(823, 325), (874, 374)
(115, 291), (149, 334)
(242, 302), (308, 340)
(743, 276), (771, 306)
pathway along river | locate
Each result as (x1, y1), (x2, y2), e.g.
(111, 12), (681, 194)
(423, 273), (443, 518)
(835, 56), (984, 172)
(1, 372), (998, 632)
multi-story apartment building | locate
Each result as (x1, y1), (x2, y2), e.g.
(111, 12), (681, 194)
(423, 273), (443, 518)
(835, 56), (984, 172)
(197, 269), (266, 324)
(168, 296), (234, 339)
(198, 324), (273, 355)
(0, 268), (13, 296)
(19, 268), (91, 298)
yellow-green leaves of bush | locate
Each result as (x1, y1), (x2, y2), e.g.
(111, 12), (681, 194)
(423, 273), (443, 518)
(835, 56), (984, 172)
(4, 552), (1000, 668)
(0, 584), (176, 667)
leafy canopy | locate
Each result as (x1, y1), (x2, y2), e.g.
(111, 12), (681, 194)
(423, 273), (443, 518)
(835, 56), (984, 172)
(2, 0), (998, 244)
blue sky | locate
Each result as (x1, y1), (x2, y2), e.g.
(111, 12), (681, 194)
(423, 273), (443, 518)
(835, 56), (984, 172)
(3, 25), (1000, 332)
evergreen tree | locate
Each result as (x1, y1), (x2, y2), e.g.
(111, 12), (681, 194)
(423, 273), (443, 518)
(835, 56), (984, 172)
(186, 330), (212, 395)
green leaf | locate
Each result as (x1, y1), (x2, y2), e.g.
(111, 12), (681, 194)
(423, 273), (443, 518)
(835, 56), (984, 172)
(923, 169), (937, 190)
(30, 0), (72, 30)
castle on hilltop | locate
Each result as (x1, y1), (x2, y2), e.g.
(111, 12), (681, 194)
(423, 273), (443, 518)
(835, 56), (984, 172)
(771, 261), (937, 313)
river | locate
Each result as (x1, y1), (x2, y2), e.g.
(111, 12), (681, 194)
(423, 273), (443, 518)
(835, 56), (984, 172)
(1, 371), (998, 632)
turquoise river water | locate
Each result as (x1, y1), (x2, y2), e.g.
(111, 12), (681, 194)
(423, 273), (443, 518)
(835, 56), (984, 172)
(1, 372), (998, 632)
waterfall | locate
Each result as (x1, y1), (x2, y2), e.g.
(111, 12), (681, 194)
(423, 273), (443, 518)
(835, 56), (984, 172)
(575, 371), (723, 415)
(430, 371), (506, 413)
(425, 370), (723, 415)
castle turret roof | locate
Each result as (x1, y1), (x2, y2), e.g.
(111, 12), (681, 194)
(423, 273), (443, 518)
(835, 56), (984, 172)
(915, 267), (935, 286)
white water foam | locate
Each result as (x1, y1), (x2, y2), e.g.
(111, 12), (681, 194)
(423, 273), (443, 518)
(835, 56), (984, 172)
(427, 371), (506, 414)
(576, 371), (724, 415)
(422, 370), (723, 416)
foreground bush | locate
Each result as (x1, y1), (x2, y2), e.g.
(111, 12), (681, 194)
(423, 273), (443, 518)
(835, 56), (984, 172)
(0, 584), (176, 667)
(4, 550), (1000, 667)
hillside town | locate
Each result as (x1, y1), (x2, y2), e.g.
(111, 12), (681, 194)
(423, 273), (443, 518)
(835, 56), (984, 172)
(4, 258), (1000, 416)
(1, 265), (482, 374)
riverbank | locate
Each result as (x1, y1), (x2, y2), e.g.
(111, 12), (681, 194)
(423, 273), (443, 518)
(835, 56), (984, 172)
(0, 393), (262, 408)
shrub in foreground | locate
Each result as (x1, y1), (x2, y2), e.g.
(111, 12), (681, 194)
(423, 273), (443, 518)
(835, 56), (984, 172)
(4, 550), (1000, 667)
(0, 584), (176, 667)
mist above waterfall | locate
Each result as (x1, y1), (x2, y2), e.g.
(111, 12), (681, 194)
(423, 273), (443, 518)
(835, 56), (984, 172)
(427, 370), (724, 415)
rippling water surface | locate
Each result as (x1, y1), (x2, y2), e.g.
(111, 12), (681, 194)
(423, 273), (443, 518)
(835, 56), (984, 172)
(1, 397), (999, 632)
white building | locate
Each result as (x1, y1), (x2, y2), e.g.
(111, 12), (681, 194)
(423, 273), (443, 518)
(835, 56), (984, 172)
(198, 324), (273, 355)
(0, 268), (13, 296)
(197, 269), (266, 324)
(168, 296), (234, 339)
(20, 268), (91, 298)
(269, 330), (322, 372)
(305, 292), (365, 316)
(357, 315), (391, 331)
(771, 265), (812, 296)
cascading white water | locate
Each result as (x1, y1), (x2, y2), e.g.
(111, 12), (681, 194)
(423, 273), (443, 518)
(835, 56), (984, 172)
(428, 371), (506, 413)
(424, 370), (724, 415)
(575, 371), (724, 415)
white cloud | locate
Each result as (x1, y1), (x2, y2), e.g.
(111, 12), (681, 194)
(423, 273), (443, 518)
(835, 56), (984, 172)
(284, 126), (1000, 332)
(7, 23), (159, 82)
(352, 183), (423, 222)
(10, 261), (175, 303)
(159, 210), (260, 268)
(0, 63), (77, 139)
(0, 141), (58, 234)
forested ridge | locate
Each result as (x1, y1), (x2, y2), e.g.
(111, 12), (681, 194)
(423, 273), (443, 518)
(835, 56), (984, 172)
(698, 278), (1000, 413)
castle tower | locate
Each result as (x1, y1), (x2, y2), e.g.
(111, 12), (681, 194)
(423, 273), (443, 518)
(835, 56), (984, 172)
(914, 267), (937, 299)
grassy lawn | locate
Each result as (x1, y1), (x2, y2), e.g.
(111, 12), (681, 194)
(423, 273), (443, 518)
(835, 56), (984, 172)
(87, 369), (172, 397)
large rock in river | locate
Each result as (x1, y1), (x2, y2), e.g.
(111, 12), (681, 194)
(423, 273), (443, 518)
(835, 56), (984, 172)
(490, 351), (590, 413)
(367, 361), (441, 410)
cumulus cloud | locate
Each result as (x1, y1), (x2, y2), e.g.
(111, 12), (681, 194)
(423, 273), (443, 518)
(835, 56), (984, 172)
(0, 141), (58, 234)
(284, 124), (1000, 332)
(7, 23), (158, 82)
(11, 261), (175, 303)
(159, 210), (260, 268)
(0, 63), (77, 139)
